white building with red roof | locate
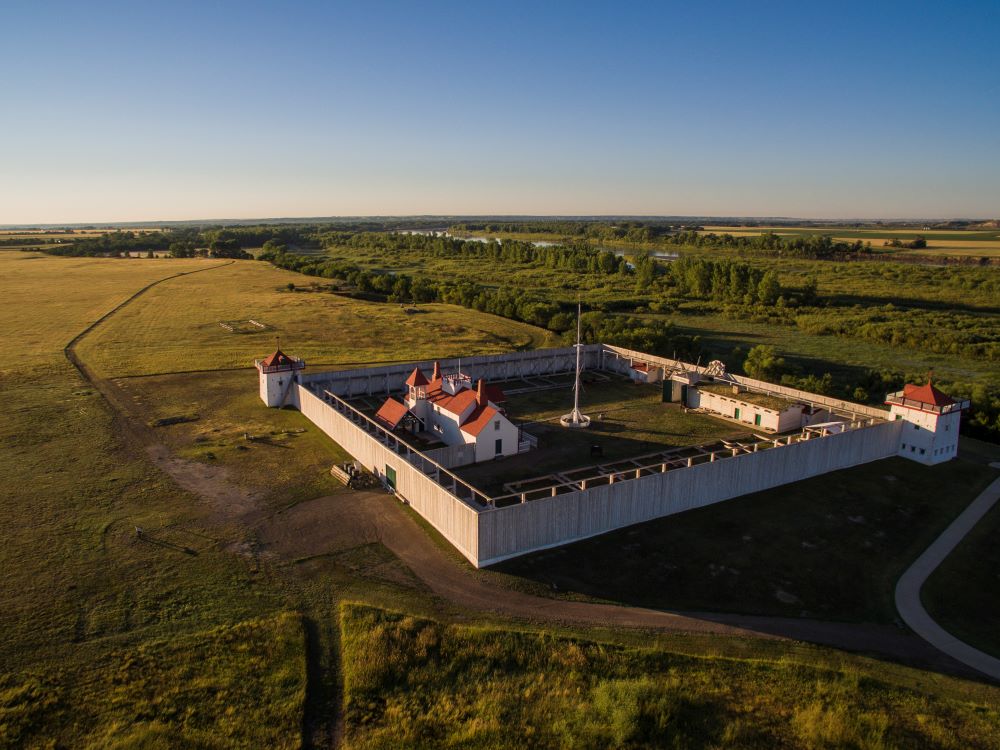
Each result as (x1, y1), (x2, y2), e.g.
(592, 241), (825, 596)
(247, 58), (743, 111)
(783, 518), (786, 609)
(375, 361), (521, 462)
(885, 380), (969, 465)
(254, 349), (306, 407)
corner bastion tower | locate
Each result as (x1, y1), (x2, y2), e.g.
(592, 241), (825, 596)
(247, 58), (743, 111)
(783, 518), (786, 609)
(886, 380), (969, 466)
(254, 348), (305, 407)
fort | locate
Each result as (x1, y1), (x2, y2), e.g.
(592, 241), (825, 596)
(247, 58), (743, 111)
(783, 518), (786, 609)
(256, 344), (968, 567)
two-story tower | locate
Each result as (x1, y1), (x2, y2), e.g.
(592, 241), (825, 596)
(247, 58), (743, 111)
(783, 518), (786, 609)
(255, 349), (305, 407)
(885, 380), (969, 465)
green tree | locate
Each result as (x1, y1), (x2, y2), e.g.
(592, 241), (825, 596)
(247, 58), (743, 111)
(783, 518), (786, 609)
(757, 270), (781, 305)
(743, 345), (786, 381)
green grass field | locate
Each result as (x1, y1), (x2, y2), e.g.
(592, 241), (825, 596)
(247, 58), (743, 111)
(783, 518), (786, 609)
(341, 603), (1000, 749)
(923, 493), (1000, 659)
(3, 251), (999, 746)
(487, 458), (999, 623)
(77, 259), (555, 377)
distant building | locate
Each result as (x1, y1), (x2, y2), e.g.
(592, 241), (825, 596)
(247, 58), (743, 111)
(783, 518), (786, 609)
(886, 381), (969, 465)
(375, 361), (522, 462)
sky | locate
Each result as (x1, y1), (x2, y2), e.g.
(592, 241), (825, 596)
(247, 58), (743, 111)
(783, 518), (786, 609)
(1, 1), (998, 223)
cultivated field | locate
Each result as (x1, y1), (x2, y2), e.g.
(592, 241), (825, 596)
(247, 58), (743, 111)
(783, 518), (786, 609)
(699, 225), (1000, 256)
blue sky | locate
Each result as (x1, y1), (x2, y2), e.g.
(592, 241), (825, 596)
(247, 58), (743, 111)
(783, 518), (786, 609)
(2, 1), (997, 222)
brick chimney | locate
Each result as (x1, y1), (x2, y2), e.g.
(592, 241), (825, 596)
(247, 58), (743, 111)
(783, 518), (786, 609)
(432, 361), (441, 380)
(476, 378), (487, 406)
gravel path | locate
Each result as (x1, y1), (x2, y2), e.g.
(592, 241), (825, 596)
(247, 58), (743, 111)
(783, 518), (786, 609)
(895, 474), (1000, 681)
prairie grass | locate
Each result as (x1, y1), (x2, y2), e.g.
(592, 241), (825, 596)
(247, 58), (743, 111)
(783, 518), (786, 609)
(340, 603), (1000, 749)
(1, 613), (306, 749)
(77, 259), (555, 377)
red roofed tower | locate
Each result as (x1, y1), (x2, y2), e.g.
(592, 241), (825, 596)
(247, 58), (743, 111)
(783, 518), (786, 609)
(255, 347), (305, 407)
(885, 377), (969, 465)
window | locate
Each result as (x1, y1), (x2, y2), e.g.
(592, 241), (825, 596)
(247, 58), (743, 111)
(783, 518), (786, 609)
(754, 414), (762, 427)
(901, 443), (907, 449)
(913, 424), (918, 430)
(494, 420), (501, 431)
(945, 424), (950, 432)
(920, 448), (925, 455)
(911, 446), (916, 453)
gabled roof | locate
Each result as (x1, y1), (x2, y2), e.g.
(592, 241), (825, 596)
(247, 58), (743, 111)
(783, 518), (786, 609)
(430, 387), (479, 417)
(902, 382), (955, 408)
(375, 398), (410, 429)
(405, 367), (429, 387)
(461, 404), (501, 436)
(261, 349), (295, 368)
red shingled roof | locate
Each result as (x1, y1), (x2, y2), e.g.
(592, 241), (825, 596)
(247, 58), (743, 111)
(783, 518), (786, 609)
(430, 387), (479, 417)
(902, 382), (955, 407)
(405, 367), (429, 387)
(461, 404), (500, 436)
(261, 349), (296, 368)
(375, 398), (410, 429)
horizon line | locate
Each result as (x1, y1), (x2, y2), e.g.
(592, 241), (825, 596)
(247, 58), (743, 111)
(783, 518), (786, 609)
(3, 213), (996, 229)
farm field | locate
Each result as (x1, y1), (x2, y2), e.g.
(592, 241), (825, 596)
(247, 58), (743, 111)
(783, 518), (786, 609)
(4, 251), (999, 746)
(698, 226), (1000, 256)
(342, 603), (1000, 749)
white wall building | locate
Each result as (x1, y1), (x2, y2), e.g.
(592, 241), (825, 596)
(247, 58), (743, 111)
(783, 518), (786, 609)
(886, 381), (969, 465)
(374, 362), (522, 462)
(687, 382), (810, 432)
(254, 349), (306, 407)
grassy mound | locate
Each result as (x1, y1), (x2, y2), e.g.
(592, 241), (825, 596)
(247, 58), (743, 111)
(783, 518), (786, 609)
(341, 603), (999, 749)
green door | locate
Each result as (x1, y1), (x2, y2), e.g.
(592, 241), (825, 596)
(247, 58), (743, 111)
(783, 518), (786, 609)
(385, 465), (396, 490)
(734, 407), (741, 420)
(754, 413), (762, 426)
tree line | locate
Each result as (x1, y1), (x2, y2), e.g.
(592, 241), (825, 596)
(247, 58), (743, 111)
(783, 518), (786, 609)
(260, 246), (701, 359)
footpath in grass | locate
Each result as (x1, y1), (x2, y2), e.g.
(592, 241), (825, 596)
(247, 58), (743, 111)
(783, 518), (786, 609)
(340, 603), (1000, 750)
(923, 496), (1000, 660)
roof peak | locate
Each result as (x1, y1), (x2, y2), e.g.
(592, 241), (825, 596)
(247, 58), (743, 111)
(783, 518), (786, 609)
(405, 367), (429, 387)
